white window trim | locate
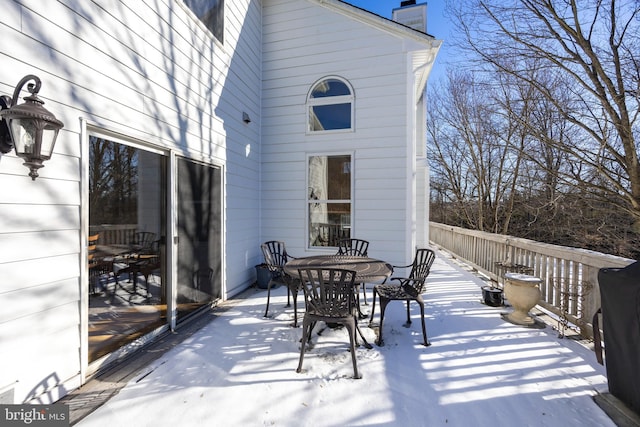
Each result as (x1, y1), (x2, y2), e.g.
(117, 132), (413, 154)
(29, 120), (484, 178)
(306, 76), (355, 135)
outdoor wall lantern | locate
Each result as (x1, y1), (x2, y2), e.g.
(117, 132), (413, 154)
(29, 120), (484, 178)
(0, 74), (64, 180)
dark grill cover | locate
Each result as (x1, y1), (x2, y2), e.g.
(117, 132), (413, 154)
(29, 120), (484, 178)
(598, 261), (640, 414)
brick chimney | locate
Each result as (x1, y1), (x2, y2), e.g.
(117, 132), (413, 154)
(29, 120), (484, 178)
(392, 1), (427, 33)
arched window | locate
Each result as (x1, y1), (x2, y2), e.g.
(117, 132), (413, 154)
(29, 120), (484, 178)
(307, 77), (354, 132)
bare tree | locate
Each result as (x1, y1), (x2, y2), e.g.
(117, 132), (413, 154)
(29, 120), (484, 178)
(450, 0), (640, 231)
(89, 137), (138, 225)
(428, 71), (523, 233)
(491, 63), (574, 236)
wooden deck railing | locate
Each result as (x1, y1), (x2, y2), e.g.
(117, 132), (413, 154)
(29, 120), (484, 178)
(89, 224), (137, 245)
(429, 222), (634, 339)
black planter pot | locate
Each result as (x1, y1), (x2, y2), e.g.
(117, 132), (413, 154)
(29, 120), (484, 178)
(255, 264), (272, 289)
(482, 286), (504, 307)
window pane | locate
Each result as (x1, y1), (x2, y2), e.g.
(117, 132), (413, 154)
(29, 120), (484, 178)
(311, 79), (351, 98)
(309, 203), (351, 247)
(309, 155), (351, 201)
(308, 155), (352, 247)
(183, 0), (224, 43)
(309, 103), (351, 131)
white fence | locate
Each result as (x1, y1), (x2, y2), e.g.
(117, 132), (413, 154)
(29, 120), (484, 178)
(429, 222), (634, 339)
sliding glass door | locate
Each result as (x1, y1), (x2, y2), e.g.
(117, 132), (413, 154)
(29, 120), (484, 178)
(176, 158), (222, 320)
(88, 136), (167, 362)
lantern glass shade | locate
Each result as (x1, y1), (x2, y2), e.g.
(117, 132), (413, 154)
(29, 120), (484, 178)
(9, 117), (58, 160)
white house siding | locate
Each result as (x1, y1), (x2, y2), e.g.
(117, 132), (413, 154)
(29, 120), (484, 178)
(217, 0), (263, 296)
(416, 90), (429, 247)
(0, 0), (261, 403)
(261, 0), (431, 265)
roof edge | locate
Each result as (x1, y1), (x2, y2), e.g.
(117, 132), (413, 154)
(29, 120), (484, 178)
(310, 0), (442, 49)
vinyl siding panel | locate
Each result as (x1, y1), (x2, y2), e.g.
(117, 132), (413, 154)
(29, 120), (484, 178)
(210, 0), (262, 297)
(262, 0), (411, 263)
(0, 299), (81, 403)
(0, 0), (261, 402)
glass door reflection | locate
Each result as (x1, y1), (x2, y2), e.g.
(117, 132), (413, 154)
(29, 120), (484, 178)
(88, 136), (167, 362)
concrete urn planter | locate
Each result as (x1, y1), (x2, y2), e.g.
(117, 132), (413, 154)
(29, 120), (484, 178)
(503, 272), (541, 325)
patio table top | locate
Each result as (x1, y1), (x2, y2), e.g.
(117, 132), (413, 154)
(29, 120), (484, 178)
(284, 254), (392, 283)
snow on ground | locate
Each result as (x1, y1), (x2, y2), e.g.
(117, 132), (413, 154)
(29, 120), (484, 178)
(78, 250), (613, 427)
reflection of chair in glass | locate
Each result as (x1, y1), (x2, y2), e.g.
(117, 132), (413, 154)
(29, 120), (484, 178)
(328, 225), (349, 247)
(261, 241), (302, 326)
(88, 233), (110, 294)
(114, 256), (160, 299)
(369, 248), (435, 347)
(136, 255), (161, 298)
(133, 231), (157, 254)
(296, 268), (362, 379)
(337, 238), (370, 305)
(114, 236), (160, 297)
(313, 223), (349, 247)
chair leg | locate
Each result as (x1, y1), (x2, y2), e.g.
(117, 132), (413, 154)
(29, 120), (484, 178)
(346, 320), (362, 379)
(368, 287), (379, 325)
(291, 288), (299, 328)
(285, 285), (291, 307)
(296, 317), (312, 373)
(355, 322), (373, 349)
(418, 300), (430, 347)
(376, 298), (390, 346)
(263, 279), (274, 318)
(404, 300), (412, 326)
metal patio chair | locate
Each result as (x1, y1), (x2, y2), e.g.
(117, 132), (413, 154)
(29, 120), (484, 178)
(296, 267), (362, 379)
(369, 248), (435, 347)
(336, 238), (369, 257)
(336, 238), (371, 306)
(261, 241), (302, 327)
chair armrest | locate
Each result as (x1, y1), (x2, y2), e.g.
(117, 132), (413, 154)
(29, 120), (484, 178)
(263, 263), (283, 275)
(389, 276), (410, 284)
(391, 263), (413, 271)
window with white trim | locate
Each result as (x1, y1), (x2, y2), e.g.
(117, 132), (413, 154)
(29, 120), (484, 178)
(308, 154), (352, 248)
(307, 77), (354, 132)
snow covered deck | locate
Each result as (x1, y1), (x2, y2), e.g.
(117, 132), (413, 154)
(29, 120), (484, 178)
(76, 249), (616, 426)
